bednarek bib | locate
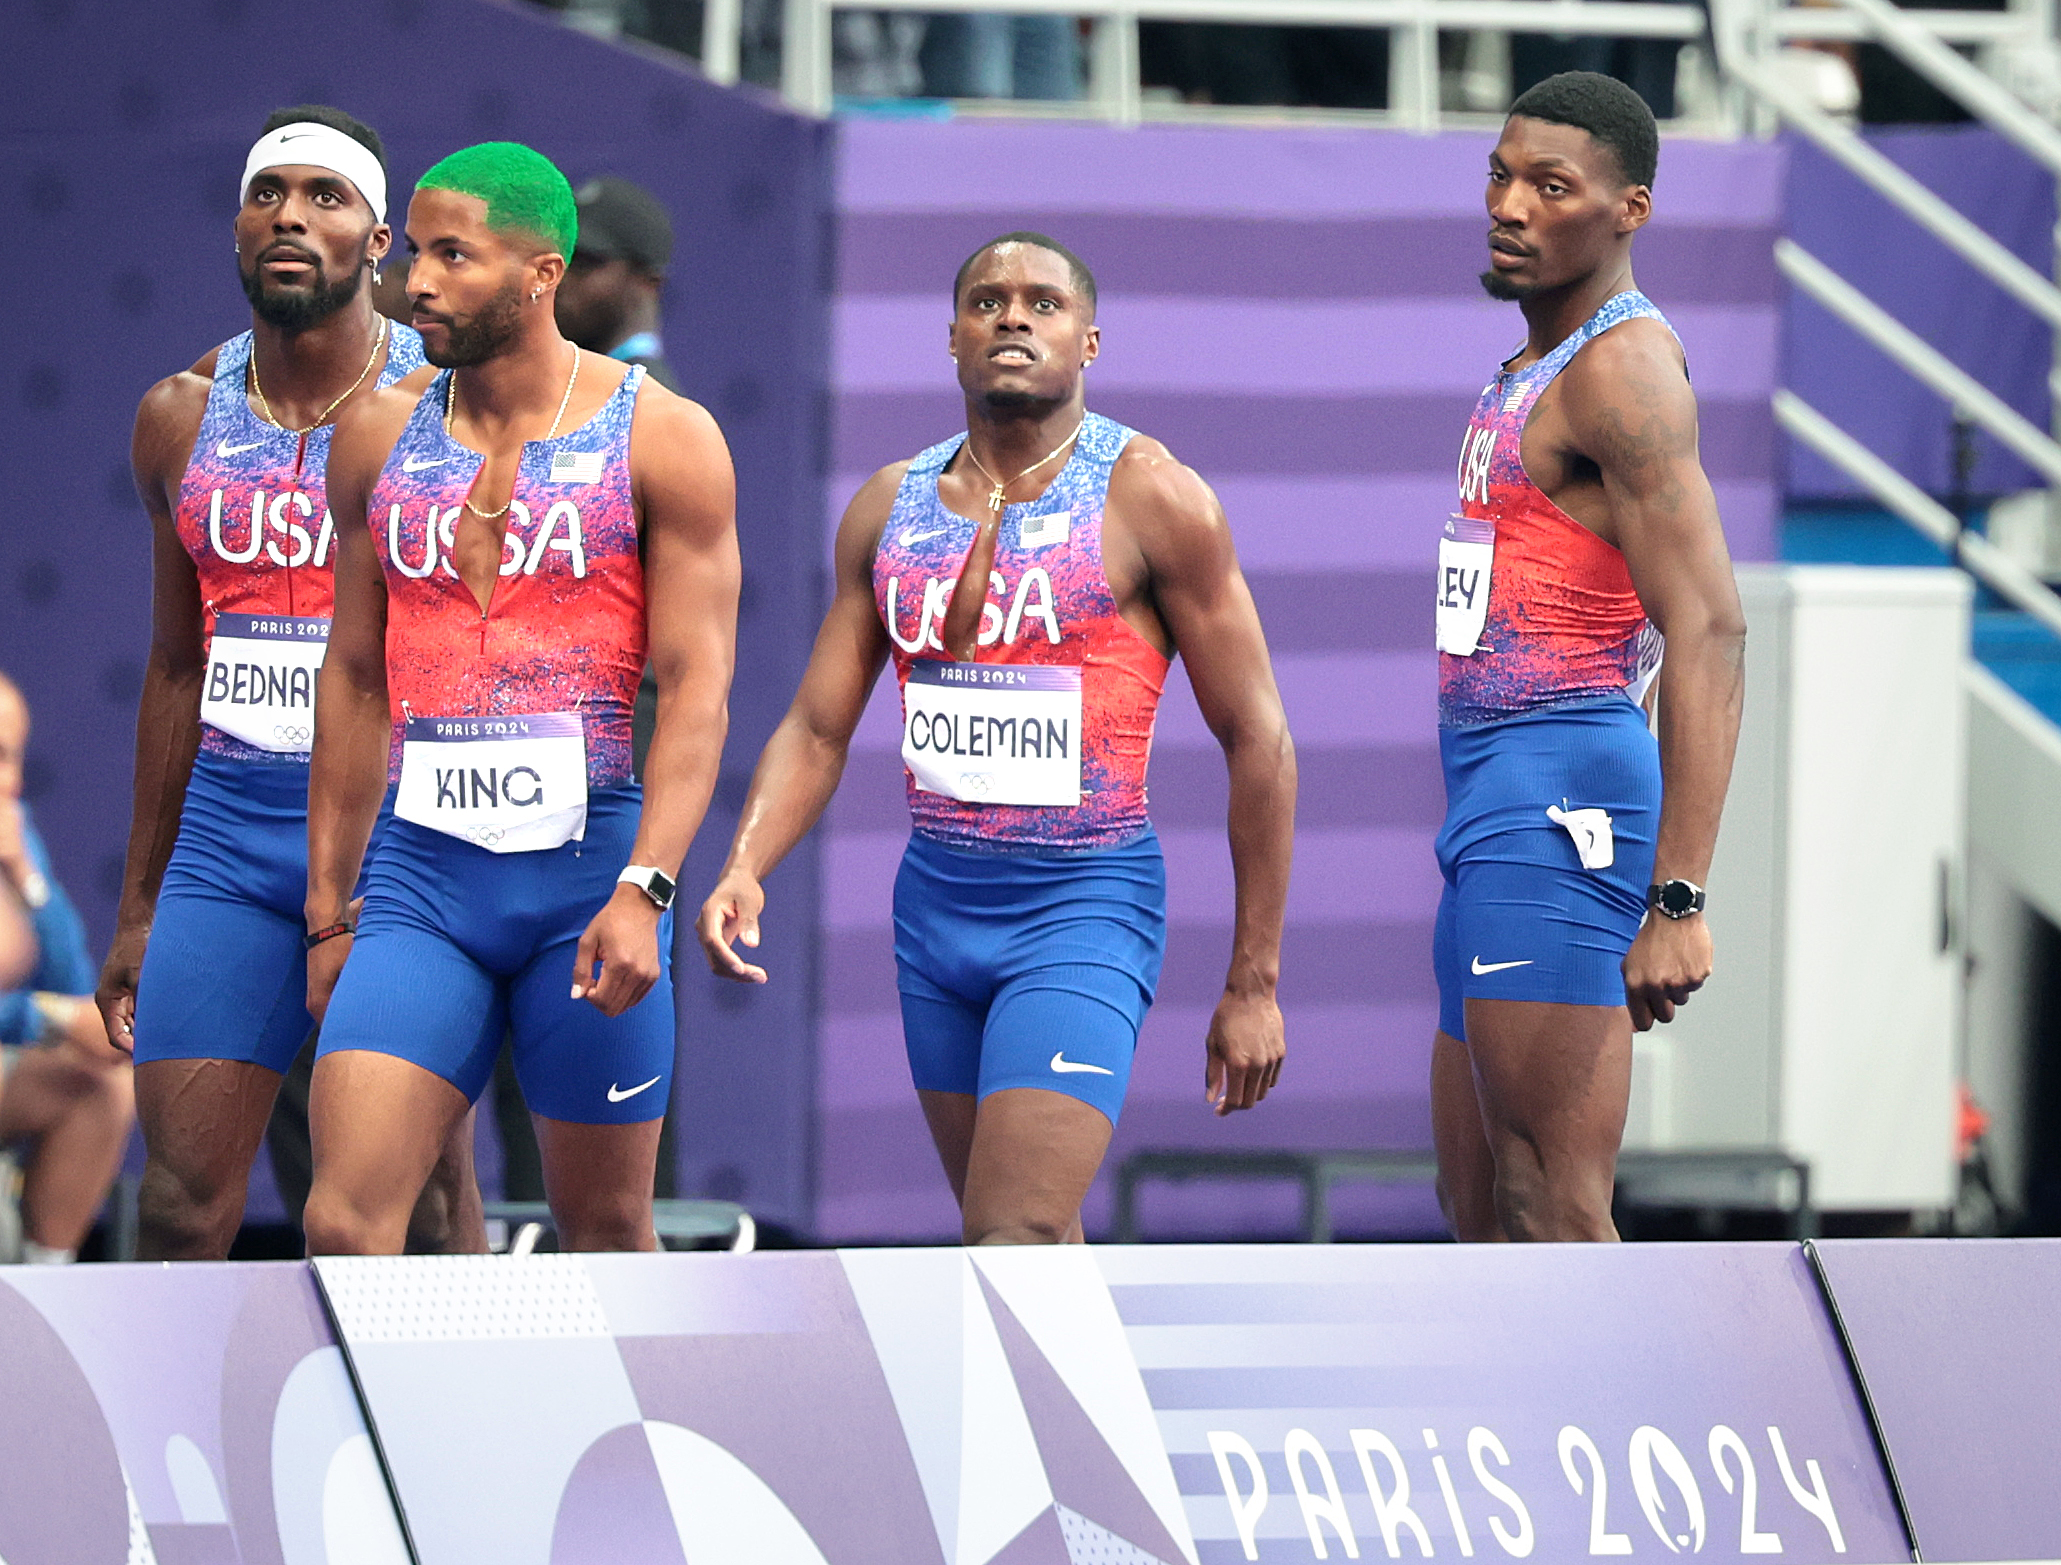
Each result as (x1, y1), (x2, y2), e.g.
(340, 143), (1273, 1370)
(393, 713), (587, 852)
(198, 613), (328, 752)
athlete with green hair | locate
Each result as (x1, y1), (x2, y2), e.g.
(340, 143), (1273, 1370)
(301, 143), (742, 1255)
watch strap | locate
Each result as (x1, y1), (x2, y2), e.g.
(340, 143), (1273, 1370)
(618, 864), (676, 910)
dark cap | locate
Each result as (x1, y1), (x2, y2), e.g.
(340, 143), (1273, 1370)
(572, 177), (674, 272)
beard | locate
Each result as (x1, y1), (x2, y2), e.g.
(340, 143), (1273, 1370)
(239, 245), (366, 330)
(1479, 268), (1537, 302)
(419, 281), (525, 368)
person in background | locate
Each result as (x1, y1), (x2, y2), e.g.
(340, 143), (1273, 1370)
(556, 177), (682, 392)
(922, 16), (1082, 101)
(0, 673), (136, 1264)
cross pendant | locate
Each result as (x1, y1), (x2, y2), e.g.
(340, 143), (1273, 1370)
(987, 484), (1006, 514)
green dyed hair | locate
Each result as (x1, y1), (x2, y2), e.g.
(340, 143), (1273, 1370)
(416, 141), (578, 257)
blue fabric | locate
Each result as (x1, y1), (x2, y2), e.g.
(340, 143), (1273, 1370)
(892, 828), (1165, 1125)
(132, 756), (388, 1072)
(609, 331), (663, 363)
(317, 786), (674, 1124)
(0, 809), (95, 1045)
(1433, 699), (1660, 1039)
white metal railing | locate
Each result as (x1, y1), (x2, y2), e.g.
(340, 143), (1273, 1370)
(673, 0), (2061, 127)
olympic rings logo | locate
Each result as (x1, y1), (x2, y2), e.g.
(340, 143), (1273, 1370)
(273, 725), (312, 745)
(458, 825), (506, 846)
(958, 772), (994, 800)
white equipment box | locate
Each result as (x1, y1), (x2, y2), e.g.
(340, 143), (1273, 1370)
(1622, 565), (1967, 1211)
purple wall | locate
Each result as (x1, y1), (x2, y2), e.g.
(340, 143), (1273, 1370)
(1785, 125), (2056, 499)
(818, 121), (1787, 1241)
(0, 0), (832, 1226)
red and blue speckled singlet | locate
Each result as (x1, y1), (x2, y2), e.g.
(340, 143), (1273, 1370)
(875, 411), (1170, 855)
(1437, 290), (1670, 730)
(173, 325), (425, 764)
(367, 363), (647, 790)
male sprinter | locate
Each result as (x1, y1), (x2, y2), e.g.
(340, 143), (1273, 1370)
(699, 234), (1294, 1244)
(1432, 73), (1745, 1242)
(303, 143), (738, 1255)
(97, 107), (479, 1259)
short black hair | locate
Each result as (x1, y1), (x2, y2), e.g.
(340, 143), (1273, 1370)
(259, 104), (387, 176)
(953, 231), (1098, 313)
(1506, 71), (1657, 189)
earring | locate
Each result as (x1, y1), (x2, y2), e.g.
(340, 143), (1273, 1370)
(372, 265), (383, 287)
(531, 287), (542, 302)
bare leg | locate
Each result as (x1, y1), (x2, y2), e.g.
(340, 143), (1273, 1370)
(304, 1050), (469, 1256)
(1430, 1029), (1503, 1242)
(950, 1088), (1113, 1245)
(1463, 998), (1631, 1242)
(134, 1058), (283, 1260)
(0, 1047), (136, 1253)
(535, 1116), (661, 1252)
(407, 1108), (488, 1254)
(917, 1089), (979, 1206)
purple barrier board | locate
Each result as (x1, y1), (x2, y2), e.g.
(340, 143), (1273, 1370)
(313, 1248), (1193, 1565)
(1812, 1237), (2061, 1561)
(311, 1242), (1897, 1564)
(1100, 1243), (1906, 1564)
(0, 1260), (402, 1563)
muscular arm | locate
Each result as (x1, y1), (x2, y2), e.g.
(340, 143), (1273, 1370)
(303, 395), (406, 1013)
(696, 468), (899, 981)
(1114, 445), (1296, 1113)
(1562, 324), (1746, 1028)
(569, 391), (742, 1015)
(95, 373), (209, 1046)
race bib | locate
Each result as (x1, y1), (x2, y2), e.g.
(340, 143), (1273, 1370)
(901, 660), (1082, 807)
(395, 712), (587, 853)
(1436, 513), (1494, 657)
(200, 613), (328, 753)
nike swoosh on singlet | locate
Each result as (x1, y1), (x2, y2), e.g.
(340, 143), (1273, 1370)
(606, 1075), (662, 1103)
(217, 437), (264, 458)
(1471, 957), (1533, 975)
(899, 526), (952, 547)
(403, 454), (456, 472)
(1050, 1052), (1115, 1076)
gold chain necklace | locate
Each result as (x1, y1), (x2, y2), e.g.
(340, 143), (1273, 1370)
(248, 318), (388, 437)
(960, 418), (1084, 515)
(444, 345), (581, 522)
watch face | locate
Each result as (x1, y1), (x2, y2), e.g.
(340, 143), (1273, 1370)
(1659, 881), (1699, 917)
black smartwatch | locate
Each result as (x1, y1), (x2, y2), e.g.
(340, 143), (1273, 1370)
(1648, 879), (1706, 920)
(617, 864), (677, 911)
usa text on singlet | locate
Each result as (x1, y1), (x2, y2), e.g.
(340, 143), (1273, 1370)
(174, 326), (426, 763)
(369, 365), (647, 853)
(875, 412), (1169, 854)
(1438, 290), (1670, 730)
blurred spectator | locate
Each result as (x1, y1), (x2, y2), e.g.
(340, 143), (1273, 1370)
(1140, 24), (1387, 109)
(557, 178), (683, 393)
(0, 673), (134, 1264)
(836, 10), (928, 98)
(921, 15), (1082, 100)
(1510, 0), (1700, 119)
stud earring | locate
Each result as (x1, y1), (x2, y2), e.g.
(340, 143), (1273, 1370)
(531, 287), (543, 302)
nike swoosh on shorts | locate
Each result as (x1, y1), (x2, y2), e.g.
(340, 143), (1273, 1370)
(1049, 1051), (1114, 1076)
(606, 1075), (662, 1102)
(1470, 957), (1534, 975)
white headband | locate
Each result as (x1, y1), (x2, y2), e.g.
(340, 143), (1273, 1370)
(240, 123), (387, 222)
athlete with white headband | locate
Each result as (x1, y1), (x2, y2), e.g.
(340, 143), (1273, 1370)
(98, 105), (481, 1260)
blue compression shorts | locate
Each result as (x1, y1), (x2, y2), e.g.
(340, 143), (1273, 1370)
(1433, 698), (1660, 1041)
(316, 786), (673, 1124)
(133, 755), (389, 1075)
(893, 827), (1167, 1127)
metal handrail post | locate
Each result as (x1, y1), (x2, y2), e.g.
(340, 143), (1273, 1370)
(1388, 10), (1439, 132)
(702, 0), (742, 85)
(1730, 56), (2061, 331)
(783, 0), (832, 114)
(1091, 8), (1143, 126)
(1779, 239), (2061, 485)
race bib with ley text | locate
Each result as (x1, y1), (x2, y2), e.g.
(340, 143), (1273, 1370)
(1436, 513), (1495, 657)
